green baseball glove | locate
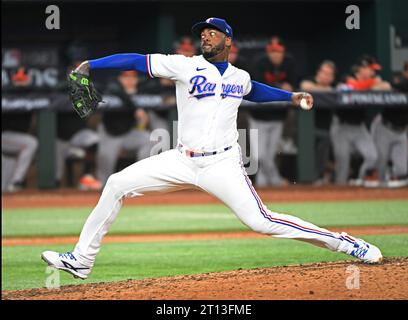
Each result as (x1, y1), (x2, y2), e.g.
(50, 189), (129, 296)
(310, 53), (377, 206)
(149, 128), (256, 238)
(68, 72), (102, 119)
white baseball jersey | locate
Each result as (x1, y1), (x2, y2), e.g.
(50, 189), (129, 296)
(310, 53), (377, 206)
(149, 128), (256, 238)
(72, 53), (364, 271)
(146, 54), (252, 151)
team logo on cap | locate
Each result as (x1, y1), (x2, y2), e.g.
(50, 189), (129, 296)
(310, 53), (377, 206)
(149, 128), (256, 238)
(206, 18), (214, 23)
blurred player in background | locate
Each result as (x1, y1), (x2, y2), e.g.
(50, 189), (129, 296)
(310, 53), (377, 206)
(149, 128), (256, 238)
(228, 42), (248, 70)
(2, 112), (38, 192)
(248, 36), (297, 187)
(371, 60), (408, 187)
(175, 37), (196, 57)
(2, 67), (38, 192)
(55, 61), (101, 190)
(300, 60), (337, 185)
(332, 56), (391, 186)
(392, 60), (408, 92)
(342, 55), (392, 91)
(96, 70), (152, 184)
(55, 114), (101, 190)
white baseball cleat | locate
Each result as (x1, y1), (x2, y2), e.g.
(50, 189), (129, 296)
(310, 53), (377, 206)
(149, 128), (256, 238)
(41, 251), (91, 279)
(347, 239), (383, 264)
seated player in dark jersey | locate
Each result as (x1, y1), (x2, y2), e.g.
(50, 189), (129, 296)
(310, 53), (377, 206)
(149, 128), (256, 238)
(248, 36), (297, 187)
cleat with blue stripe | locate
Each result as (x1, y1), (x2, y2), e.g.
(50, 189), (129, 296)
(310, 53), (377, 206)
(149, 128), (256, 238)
(41, 251), (91, 279)
(348, 239), (383, 264)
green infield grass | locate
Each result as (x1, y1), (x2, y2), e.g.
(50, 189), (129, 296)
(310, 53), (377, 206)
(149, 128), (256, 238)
(2, 234), (407, 291)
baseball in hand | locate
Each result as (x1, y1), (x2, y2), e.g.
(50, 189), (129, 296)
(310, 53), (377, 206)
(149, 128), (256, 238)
(300, 97), (312, 110)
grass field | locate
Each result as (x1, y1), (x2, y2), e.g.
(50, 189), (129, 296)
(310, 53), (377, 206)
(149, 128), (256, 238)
(2, 200), (408, 291)
(3, 235), (408, 291)
(2, 200), (408, 237)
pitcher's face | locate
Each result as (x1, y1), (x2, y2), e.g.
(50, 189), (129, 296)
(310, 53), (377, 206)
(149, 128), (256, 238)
(200, 28), (229, 59)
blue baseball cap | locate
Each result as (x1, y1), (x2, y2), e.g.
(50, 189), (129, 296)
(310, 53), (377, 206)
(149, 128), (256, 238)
(191, 17), (233, 39)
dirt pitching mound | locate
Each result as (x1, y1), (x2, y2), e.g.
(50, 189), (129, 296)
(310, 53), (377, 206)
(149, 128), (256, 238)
(3, 258), (407, 300)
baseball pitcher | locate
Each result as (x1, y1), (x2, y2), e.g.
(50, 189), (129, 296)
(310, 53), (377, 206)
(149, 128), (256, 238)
(42, 18), (382, 280)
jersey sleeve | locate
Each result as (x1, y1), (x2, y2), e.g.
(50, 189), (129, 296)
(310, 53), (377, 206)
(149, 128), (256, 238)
(243, 71), (252, 96)
(147, 54), (187, 81)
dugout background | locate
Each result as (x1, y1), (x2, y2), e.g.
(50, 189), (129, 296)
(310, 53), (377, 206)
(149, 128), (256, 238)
(2, 0), (408, 187)
(3, 0), (408, 78)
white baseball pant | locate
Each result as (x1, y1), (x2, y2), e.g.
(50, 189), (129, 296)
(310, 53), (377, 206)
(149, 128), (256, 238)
(73, 143), (356, 268)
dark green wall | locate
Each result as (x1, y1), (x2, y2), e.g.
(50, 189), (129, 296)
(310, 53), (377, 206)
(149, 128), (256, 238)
(159, 1), (379, 81)
(6, 0), (399, 81)
(391, 0), (408, 37)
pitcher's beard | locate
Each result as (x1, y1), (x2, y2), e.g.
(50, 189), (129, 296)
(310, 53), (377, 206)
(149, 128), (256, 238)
(201, 41), (225, 59)
(202, 49), (218, 59)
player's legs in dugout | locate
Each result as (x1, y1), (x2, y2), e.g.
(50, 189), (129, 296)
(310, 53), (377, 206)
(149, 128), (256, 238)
(354, 124), (378, 180)
(390, 131), (408, 178)
(73, 149), (197, 267)
(196, 144), (356, 255)
(2, 131), (38, 186)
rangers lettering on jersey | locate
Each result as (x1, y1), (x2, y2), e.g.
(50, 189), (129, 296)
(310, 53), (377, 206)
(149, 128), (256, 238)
(188, 75), (244, 100)
(189, 75), (216, 99)
(221, 83), (244, 99)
